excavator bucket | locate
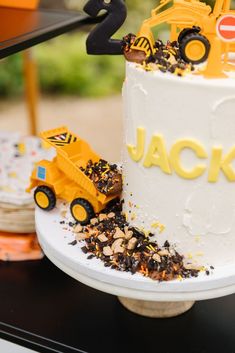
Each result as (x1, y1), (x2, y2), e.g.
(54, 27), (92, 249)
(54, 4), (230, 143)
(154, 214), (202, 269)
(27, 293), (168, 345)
(131, 23), (156, 57)
(131, 36), (154, 56)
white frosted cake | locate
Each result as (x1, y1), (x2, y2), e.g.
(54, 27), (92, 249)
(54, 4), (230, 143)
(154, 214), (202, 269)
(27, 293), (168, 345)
(122, 61), (235, 268)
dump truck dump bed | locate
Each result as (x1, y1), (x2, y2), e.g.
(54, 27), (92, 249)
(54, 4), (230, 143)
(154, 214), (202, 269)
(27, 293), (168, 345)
(39, 126), (109, 204)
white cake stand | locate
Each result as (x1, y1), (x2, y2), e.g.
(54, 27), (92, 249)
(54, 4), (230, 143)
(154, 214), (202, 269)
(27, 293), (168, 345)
(35, 207), (235, 318)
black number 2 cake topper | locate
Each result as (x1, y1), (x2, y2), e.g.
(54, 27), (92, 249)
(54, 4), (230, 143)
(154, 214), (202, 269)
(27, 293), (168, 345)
(83, 0), (127, 55)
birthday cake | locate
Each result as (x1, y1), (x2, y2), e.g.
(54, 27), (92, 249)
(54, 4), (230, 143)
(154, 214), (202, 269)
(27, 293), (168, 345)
(122, 59), (235, 270)
(118, 1), (235, 271)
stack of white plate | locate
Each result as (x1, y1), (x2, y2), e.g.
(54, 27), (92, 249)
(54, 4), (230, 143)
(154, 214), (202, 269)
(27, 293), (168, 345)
(0, 201), (35, 233)
(0, 132), (54, 260)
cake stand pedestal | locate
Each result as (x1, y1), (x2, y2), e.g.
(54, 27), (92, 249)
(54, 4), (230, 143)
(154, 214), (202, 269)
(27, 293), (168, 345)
(35, 207), (235, 318)
(118, 297), (195, 318)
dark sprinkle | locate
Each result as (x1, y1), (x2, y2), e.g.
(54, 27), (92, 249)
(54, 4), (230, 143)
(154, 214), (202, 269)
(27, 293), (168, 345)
(87, 254), (95, 260)
(68, 240), (77, 246)
(81, 246), (88, 254)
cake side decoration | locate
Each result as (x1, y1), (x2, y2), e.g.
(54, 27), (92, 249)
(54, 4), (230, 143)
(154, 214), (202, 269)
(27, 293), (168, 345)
(127, 127), (235, 182)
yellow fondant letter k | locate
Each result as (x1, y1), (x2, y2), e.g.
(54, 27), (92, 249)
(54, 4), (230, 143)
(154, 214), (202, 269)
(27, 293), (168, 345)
(208, 146), (235, 182)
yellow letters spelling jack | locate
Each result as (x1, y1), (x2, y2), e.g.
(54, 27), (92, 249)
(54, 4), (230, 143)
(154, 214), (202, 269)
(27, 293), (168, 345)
(127, 127), (235, 182)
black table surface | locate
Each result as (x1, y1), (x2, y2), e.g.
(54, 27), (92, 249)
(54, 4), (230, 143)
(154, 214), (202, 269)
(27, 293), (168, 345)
(0, 257), (235, 353)
(0, 7), (91, 59)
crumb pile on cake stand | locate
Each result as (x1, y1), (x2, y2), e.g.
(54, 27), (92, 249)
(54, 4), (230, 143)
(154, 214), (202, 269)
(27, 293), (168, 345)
(35, 199), (235, 318)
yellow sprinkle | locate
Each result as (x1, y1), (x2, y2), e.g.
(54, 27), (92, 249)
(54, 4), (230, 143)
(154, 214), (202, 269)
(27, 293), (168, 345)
(8, 172), (17, 178)
(101, 169), (108, 176)
(178, 275), (183, 281)
(150, 244), (156, 252)
(144, 230), (150, 237)
(135, 205), (140, 209)
(196, 252), (204, 257)
(131, 213), (136, 221)
(187, 253), (193, 259)
(168, 49), (176, 55)
(151, 222), (166, 233)
(18, 142), (26, 155)
(151, 222), (159, 229)
(124, 212), (128, 221)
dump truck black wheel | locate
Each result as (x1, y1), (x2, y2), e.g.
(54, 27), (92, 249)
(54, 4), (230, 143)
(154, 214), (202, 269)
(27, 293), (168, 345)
(70, 198), (94, 225)
(34, 185), (56, 211)
(178, 26), (200, 43)
(179, 33), (210, 64)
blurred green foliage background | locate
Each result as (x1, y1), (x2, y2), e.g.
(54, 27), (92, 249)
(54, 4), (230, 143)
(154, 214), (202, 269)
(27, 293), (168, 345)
(0, 0), (219, 97)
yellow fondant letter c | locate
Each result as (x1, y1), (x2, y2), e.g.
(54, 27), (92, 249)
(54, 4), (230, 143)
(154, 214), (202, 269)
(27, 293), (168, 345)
(170, 139), (207, 179)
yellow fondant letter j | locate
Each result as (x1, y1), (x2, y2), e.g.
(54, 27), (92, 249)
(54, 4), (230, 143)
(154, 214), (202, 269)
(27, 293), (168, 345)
(127, 127), (145, 162)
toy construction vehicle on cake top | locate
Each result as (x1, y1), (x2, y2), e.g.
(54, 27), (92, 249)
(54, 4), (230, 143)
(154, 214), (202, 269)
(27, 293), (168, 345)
(130, 0), (235, 76)
(83, 0), (235, 78)
(27, 127), (122, 225)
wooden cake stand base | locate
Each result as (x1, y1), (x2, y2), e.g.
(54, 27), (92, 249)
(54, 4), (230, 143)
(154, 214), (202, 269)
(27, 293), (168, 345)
(118, 297), (195, 318)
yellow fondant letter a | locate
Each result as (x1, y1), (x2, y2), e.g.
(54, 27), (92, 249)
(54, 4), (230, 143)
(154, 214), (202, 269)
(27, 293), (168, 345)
(143, 134), (171, 174)
(127, 127), (145, 162)
(208, 146), (235, 182)
(170, 139), (207, 179)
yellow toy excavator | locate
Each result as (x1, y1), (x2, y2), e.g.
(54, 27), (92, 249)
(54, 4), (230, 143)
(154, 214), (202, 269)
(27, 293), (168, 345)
(131, 0), (235, 65)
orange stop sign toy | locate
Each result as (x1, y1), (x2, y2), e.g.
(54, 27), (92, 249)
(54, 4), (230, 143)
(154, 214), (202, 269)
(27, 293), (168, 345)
(216, 15), (235, 42)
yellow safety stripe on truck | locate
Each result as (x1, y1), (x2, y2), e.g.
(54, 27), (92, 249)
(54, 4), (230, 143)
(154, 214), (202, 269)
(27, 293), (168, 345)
(40, 126), (78, 148)
(132, 37), (153, 56)
(47, 132), (77, 147)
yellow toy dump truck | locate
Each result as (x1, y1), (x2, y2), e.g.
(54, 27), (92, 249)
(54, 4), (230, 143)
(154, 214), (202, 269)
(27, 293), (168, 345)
(27, 126), (121, 225)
